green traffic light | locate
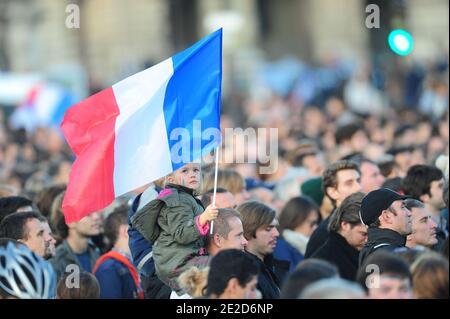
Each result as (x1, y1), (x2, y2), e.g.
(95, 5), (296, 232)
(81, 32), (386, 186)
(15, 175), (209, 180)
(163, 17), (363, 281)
(388, 29), (414, 56)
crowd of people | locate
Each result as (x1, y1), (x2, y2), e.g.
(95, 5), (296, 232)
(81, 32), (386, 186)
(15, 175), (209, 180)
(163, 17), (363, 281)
(0, 56), (449, 299)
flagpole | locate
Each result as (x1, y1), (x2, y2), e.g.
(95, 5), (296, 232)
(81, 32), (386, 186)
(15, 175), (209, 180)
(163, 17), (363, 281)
(210, 146), (220, 235)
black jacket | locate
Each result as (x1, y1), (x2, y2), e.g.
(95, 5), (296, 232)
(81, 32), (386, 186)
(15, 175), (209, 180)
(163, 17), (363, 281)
(311, 231), (360, 281)
(246, 252), (289, 299)
(359, 227), (407, 266)
(304, 215), (331, 258)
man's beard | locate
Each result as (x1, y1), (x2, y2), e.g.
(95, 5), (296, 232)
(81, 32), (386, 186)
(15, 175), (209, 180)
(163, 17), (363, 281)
(44, 246), (55, 260)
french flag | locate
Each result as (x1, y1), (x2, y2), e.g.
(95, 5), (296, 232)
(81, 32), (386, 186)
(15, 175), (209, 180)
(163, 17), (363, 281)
(61, 29), (222, 223)
(10, 84), (76, 132)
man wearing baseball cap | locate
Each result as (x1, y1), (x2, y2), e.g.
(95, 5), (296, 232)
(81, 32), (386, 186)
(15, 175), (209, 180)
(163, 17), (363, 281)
(359, 188), (412, 265)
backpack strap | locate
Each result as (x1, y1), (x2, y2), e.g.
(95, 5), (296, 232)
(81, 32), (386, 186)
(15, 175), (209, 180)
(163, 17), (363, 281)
(93, 250), (144, 299)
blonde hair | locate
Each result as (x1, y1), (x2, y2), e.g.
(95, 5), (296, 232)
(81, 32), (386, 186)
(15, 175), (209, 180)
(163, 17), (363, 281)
(411, 252), (449, 299)
(178, 266), (209, 298)
(154, 177), (165, 189)
(203, 169), (245, 195)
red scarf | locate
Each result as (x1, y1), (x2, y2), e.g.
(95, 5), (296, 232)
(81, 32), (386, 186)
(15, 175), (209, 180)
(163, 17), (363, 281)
(93, 250), (144, 299)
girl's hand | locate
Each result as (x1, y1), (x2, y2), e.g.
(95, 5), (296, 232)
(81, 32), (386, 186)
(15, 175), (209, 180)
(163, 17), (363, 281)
(199, 204), (219, 226)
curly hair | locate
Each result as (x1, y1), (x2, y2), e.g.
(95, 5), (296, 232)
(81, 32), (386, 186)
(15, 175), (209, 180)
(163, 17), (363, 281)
(178, 266), (209, 297)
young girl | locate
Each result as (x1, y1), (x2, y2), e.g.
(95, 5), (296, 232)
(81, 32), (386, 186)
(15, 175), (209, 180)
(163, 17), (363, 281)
(131, 163), (218, 293)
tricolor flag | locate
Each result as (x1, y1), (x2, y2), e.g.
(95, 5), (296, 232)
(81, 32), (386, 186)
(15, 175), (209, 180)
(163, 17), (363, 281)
(10, 83), (77, 132)
(61, 29), (222, 223)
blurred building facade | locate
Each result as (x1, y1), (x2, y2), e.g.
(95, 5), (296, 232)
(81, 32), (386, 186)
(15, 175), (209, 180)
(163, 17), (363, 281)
(0, 0), (448, 92)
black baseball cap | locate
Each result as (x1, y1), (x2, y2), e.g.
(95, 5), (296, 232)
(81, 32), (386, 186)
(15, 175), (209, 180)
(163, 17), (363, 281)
(360, 188), (409, 226)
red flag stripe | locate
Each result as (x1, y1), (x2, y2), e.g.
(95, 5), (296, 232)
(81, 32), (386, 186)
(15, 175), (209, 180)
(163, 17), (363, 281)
(61, 87), (119, 224)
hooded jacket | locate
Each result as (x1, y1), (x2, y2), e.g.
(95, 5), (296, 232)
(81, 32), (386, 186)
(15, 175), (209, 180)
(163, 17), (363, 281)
(131, 184), (208, 291)
(359, 227), (407, 266)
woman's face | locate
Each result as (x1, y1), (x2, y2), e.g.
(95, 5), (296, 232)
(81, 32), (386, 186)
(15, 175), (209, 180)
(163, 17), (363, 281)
(295, 210), (320, 238)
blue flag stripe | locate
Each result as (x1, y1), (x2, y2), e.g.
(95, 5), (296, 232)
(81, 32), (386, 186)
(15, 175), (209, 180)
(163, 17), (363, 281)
(163, 29), (222, 170)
